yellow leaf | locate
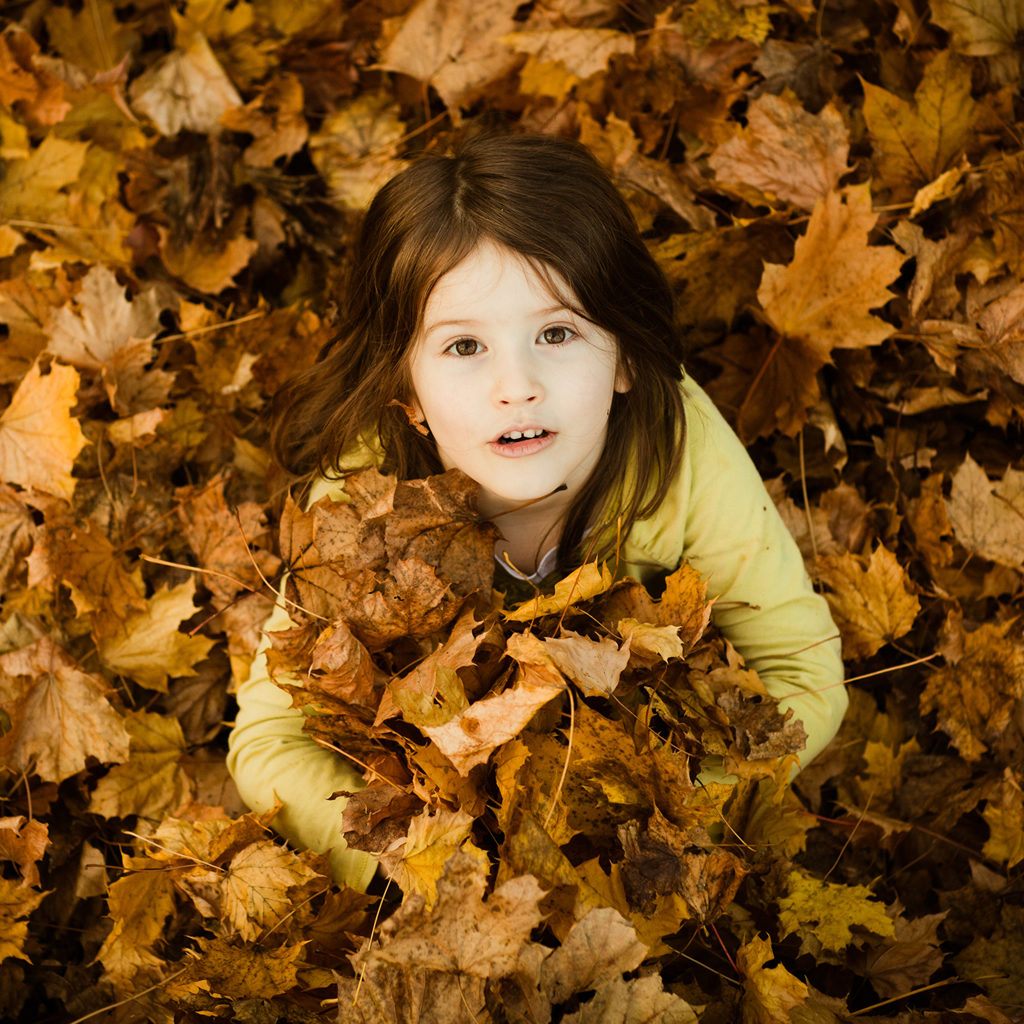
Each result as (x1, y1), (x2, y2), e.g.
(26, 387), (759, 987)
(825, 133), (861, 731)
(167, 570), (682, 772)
(0, 135), (89, 223)
(542, 630), (630, 697)
(129, 30), (241, 136)
(679, 0), (772, 46)
(0, 879), (47, 963)
(0, 636), (130, 783)
(709, 93), (851, 212)
(504, 562), (613, 620)
(221, 74), (308, 167)
(930, 0), (1023, 57)
(88, 710), (194, 820)
(945, 454), (1024, 568)
(982, 769), (1024, 868)
(738, 934), (808, 1023)
(183, 935), (305, 999)
(617, 619), (684, 661)
(0, 360), (87, 502)
(0, 816), (49, 888)
(778, 868), (895, 954)
(98, 579), (216, 691)
(44, 1), (139, 73)
(221, 840), (320, 941)
(379, 806), (489, 909)
(97, 866), (176, 988)
(758, 185), (904, 358)
(160, 220), (258, 295)
(504, 28), (634, 96)
(377, 0), (522, 112)
(861, 50), (977, 199)
(812, 545), (920, 660)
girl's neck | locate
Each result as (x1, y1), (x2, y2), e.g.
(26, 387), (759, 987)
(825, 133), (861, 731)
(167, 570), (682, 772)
(486, 495), (569, 577)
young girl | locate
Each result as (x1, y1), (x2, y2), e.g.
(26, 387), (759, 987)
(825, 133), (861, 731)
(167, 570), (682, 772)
(227, 132), (847, 891)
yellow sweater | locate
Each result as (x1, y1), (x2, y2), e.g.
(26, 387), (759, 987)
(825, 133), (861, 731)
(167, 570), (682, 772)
(227, 379), (846, 888)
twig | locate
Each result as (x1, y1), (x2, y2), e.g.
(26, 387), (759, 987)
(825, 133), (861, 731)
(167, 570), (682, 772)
(850, 975), (1007, 1015)
(66, 967), (188, 1024)
(544, 687), (575, 831)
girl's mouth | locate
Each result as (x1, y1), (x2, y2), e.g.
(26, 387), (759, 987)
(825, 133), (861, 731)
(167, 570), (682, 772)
(490, 429), (554, 457)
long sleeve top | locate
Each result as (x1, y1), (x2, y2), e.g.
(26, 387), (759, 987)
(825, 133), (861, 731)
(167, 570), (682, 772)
(226, 377), (847, 888)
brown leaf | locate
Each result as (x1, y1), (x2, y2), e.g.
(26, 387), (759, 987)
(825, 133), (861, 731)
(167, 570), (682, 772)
(812, 545), (920, 660)
(221, 74), (308, 167)
(920, 622), (1024, 763)
(0, 879), (48, 963)
(709, 93), (851, 211)
(559, 975), (699, 1024)
(982, 768), (1024, 868)
(0, 484), (33, 590)
(0, 817), (49, 888)
(857, 908), (947, 1000)
(945, 454), (1024, 568)
(0, 636), (130, 783)
(542, 629), (630, 697)
(179, 935), (304, 1000)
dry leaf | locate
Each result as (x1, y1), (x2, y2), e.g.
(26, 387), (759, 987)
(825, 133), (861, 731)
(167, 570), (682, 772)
(945, 454), (1024, 568)
(0, 817), (49, 888)
(0, 360), (87, 501)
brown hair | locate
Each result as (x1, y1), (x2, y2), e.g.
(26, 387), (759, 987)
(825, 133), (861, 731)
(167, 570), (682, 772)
(270, 130), (686, 571)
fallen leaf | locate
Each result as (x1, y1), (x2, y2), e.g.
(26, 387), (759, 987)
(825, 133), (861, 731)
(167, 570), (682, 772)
(221, 73), (308, 167)
(945, 454), (1024, 568)
(812, 545), (920, 660)
(0, 817), (49, 888)
(88, 710), (194, 821)
(738, 933), (808, 1024)
(758, 184), (905, 358)
(504, 28), (634, 96)
(709, 93), (851, 211)
(560, 974), (699, 1024)
(930, 0), (1023, 57)
(98, 579), (217, 691)
(861, 50), (977, 199)
(0, 879), (48, 963)
(0, 636), (130, 783)
(505, 562), (614, 621)
(981, 768), (1024, 867)
(129, 29), (242, 136)
(0, 360), (88, 501)
(542, 629), (630, 697)
(180, 935), (305, 999)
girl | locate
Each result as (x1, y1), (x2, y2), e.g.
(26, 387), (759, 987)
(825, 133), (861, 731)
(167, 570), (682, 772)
(227, 132), (846, 890)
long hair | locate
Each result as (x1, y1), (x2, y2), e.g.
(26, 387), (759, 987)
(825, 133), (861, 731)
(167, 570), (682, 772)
(270, 130), (687, 571)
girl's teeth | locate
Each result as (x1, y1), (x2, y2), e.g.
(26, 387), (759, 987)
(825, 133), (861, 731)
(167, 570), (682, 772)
(503, 429), (542, 440)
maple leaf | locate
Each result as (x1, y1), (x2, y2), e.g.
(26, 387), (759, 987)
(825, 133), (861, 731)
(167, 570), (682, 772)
(954, 904), (1024, 1009)
(379, 806), (489, 907)
(930, 0), (1023, 57)
(737, 934), (808, 1024)
(542, 629), (630, 697)
(177, 475), (281, 607)
(709, 93), (851, 211)
(368, 850), (545, 976)
(88, 710), (194, 821)
(44, 2), (139, 73)
(0, 878), (48, 963)
(561, 976), (699, 1024)
(159, 214), (259, 295)
(504, 28), (634, 97)
(420, 632), (566, 775)
(778, 868), (894, 957)
(505, 562), (614, 621)
(982, 768), (1024, 868)
(0, 360), (87, 501)
(45, 265), (172, 417)
(0, 134), (89, 224)
(0, 484), (33, 590)
(944, 454), (1024, 568)
(812, 545), (920, 660)
(377, 0), (522, 113)
(98, 579), (216, 691)
(854, 906), (947, 1000)
(180, 935), (305, 999)
(758, 184), (905, 358)
(0, 816), (49, 888)
(97, 862), (177, 988)
(129, 29), (241, 136)
(861, 51), (977, 199)
(0, 636), (130, 783)
(221, 73), (308, 167)
(921, 621), (1024, 763)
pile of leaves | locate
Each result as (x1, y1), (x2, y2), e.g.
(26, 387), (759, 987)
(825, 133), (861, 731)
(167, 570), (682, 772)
(1, 0), (1024, 1020)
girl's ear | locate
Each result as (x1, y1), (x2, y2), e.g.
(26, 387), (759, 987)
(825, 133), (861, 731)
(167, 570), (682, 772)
(614, 363), (632, 394)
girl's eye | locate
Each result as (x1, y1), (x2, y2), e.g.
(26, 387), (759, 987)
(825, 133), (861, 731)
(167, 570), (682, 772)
(540, 326), (571, 345)
(450, 338), (480, 356)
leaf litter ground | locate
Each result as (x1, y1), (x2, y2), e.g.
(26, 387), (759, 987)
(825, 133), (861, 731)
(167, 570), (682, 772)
(1, 0), (1024, 1021)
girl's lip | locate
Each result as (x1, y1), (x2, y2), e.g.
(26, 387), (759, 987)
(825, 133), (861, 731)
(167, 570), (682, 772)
(488, 431), (555, 457)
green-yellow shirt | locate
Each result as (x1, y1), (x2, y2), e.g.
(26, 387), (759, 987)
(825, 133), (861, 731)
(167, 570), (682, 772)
(227, 378), (846, 888)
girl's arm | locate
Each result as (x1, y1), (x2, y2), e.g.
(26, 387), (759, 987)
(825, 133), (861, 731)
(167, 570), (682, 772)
(227, 593), (378, 890)
(619, 378), (847, 782)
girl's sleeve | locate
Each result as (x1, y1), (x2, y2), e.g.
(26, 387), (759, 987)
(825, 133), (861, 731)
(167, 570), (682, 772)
(622, 380), (847, 782)
(227, 593), (378, 890)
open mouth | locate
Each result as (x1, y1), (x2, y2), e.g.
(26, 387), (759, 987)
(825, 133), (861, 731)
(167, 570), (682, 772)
(497, 429), (549, 445)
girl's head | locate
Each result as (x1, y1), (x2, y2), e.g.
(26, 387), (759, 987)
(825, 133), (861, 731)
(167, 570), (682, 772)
(272, 131), (687, 567)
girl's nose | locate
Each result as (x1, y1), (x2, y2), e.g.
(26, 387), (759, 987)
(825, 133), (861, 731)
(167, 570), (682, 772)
(492, 351), (543, 406)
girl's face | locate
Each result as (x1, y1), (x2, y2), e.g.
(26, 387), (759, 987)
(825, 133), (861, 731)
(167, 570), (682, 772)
(408, 242), (629, 519)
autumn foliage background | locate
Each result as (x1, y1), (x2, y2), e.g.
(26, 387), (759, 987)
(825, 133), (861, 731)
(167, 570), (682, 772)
(1, 0), (1024, 1020)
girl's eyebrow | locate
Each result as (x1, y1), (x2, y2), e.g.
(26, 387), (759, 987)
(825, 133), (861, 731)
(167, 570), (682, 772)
(424, 304), (574, 334)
